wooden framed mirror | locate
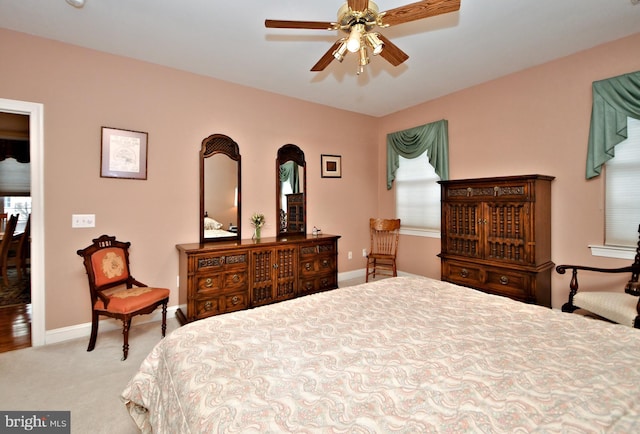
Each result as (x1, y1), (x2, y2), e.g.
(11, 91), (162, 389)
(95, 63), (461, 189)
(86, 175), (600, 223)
(200, 134), (241, 243)
(276, 144), (306, 237)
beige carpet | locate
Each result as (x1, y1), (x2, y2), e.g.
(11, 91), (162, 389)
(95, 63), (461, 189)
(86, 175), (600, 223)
(0, 317), (180, 434)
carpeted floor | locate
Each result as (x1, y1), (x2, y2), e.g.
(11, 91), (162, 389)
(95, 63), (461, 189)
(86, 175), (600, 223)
(0, 316), (180, 434)
(0, 268), (30, 307)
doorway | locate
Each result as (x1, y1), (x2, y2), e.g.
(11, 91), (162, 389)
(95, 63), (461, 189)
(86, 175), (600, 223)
(0, 112), (31, 351)
(0, 98), (44, 349)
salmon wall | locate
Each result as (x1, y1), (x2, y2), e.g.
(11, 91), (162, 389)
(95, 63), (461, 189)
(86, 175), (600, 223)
(0, 29), (378, 330)
(378, 32), (640, 308)
(2, 27), (639, 332)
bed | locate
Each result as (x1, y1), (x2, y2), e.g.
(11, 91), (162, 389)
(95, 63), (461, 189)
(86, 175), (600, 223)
(204, 217), (236, 238)
(122, 276), (640, 433)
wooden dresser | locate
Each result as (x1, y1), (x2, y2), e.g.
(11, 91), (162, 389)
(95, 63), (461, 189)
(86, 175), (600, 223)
(176, 234), (340, 324)
(439, 175), (554, 307)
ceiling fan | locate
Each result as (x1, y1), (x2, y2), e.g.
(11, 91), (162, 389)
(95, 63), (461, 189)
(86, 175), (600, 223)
(265, 0), (461, 74)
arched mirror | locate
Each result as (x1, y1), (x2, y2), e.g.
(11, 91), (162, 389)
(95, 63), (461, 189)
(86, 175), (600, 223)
(276, 144), (306, 237)
(200, 134), (241, 243)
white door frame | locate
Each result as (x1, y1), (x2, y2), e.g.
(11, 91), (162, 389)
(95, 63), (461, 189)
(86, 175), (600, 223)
(0, 98), (45, 346)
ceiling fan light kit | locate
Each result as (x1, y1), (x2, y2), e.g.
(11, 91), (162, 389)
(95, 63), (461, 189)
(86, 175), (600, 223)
(265, 0), (461, 74)
(66, 0), (86, 8)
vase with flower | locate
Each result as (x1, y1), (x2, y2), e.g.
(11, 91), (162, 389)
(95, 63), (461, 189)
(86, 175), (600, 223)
(250, 212), (265, 241)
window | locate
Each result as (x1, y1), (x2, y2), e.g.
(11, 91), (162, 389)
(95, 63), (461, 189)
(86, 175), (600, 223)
(3, 196), (31, 232)
(395, 150), (441, 237)
(605, 116), (640, 247)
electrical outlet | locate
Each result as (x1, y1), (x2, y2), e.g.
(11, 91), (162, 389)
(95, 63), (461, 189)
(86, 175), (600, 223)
(362, 248), (367, 257)
(72, 214), (95, 228)
(348, 251), (352, 259)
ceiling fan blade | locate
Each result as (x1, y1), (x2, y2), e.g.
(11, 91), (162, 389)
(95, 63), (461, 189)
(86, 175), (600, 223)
(265, 19), (336, 30)
(377, 34), (409, 66)
(348, 0), (369, 12)
(381, 0), (461, 27)
(311, 41), (342, 72)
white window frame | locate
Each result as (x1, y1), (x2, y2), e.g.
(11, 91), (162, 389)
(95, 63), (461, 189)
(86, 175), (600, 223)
(395, 150), (441, 239)
(590, 116), (640, 260)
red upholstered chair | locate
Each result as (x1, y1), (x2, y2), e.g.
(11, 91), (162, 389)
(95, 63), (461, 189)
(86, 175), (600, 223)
(77, 235), (170, 360)
(366, 218), (401, 282)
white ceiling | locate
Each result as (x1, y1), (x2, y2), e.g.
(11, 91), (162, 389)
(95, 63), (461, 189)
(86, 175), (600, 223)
(1, 0), (639, 117)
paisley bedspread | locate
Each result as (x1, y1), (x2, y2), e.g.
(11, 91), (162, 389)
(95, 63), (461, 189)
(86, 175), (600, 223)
(122, 276), (640, 433)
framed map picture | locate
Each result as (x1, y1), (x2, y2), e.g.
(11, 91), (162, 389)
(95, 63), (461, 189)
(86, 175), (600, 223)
(101, 127), (148, 180)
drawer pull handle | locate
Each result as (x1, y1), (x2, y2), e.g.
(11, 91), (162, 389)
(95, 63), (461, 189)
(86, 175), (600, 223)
(231, 296), (240, 305)
(305, 263), (311, 271)
(232, 274), (239, 283)
(500, 276), (509, 285)
(321, 259), (329, 267)
(305, 282), (313, 290)
(204, 301), (213, 311)
(205, 278), (213, 288)
(460, 268), (469, 278)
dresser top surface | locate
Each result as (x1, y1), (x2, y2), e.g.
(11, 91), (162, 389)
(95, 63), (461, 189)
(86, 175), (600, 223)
(177, 233), (340, 253)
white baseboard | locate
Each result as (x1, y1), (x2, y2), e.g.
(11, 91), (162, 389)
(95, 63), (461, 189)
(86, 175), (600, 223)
(338, 268), (366, 281)
(45, 305), (183, 345)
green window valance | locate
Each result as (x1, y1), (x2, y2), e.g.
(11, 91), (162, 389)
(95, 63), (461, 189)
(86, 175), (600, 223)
(387, 119), (449, 190)
(586, 70), (640, 179)
(280, 161), (300, 193)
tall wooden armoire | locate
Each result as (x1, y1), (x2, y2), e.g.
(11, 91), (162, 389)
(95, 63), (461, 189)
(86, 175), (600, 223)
(439, 174), (554, 307)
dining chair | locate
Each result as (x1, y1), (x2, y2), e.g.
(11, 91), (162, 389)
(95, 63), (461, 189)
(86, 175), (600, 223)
(13, 214), (31, 279)
(0, 214), (18, 285)
(366, 218), (401, 282)
(77, 234), (170, 360)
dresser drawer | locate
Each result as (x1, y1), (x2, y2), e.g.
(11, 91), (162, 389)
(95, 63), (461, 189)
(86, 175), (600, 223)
(195, 271), (247, 294)
(299, 273), (337, 296)
(299, 241), (336, 258)
(194, 291), (248, 320)
(299, 256), (335, 277)
(195, 251), (248, 271)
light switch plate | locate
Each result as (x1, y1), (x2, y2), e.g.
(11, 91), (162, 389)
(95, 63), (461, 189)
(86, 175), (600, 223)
(72, 214), (95, 228)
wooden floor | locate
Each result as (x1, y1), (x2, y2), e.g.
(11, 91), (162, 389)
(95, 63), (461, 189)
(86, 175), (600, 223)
(0, 303), (31, 353)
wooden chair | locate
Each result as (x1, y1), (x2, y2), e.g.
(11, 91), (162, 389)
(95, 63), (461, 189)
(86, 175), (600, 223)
(77, 234), (170, 360)
(3, 214), (30, 280)
(556, 225), (640, 328)
(0, 214), (18, 286)
(366, 218), (401, 282)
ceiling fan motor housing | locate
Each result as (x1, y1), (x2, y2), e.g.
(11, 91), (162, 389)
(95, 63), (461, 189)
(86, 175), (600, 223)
(337, 1), (381, 33)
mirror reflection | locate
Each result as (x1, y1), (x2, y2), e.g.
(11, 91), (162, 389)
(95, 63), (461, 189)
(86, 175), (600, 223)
(200, 134), (241, 243)
(276, 144), (306, 236)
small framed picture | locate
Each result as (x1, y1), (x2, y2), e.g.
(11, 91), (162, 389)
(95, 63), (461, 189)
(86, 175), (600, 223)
(101, 127), (148, 180)
(321, 154), (341, 178)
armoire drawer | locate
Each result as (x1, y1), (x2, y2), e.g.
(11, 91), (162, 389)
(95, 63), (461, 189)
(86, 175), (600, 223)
(442, 260), (483, 287)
